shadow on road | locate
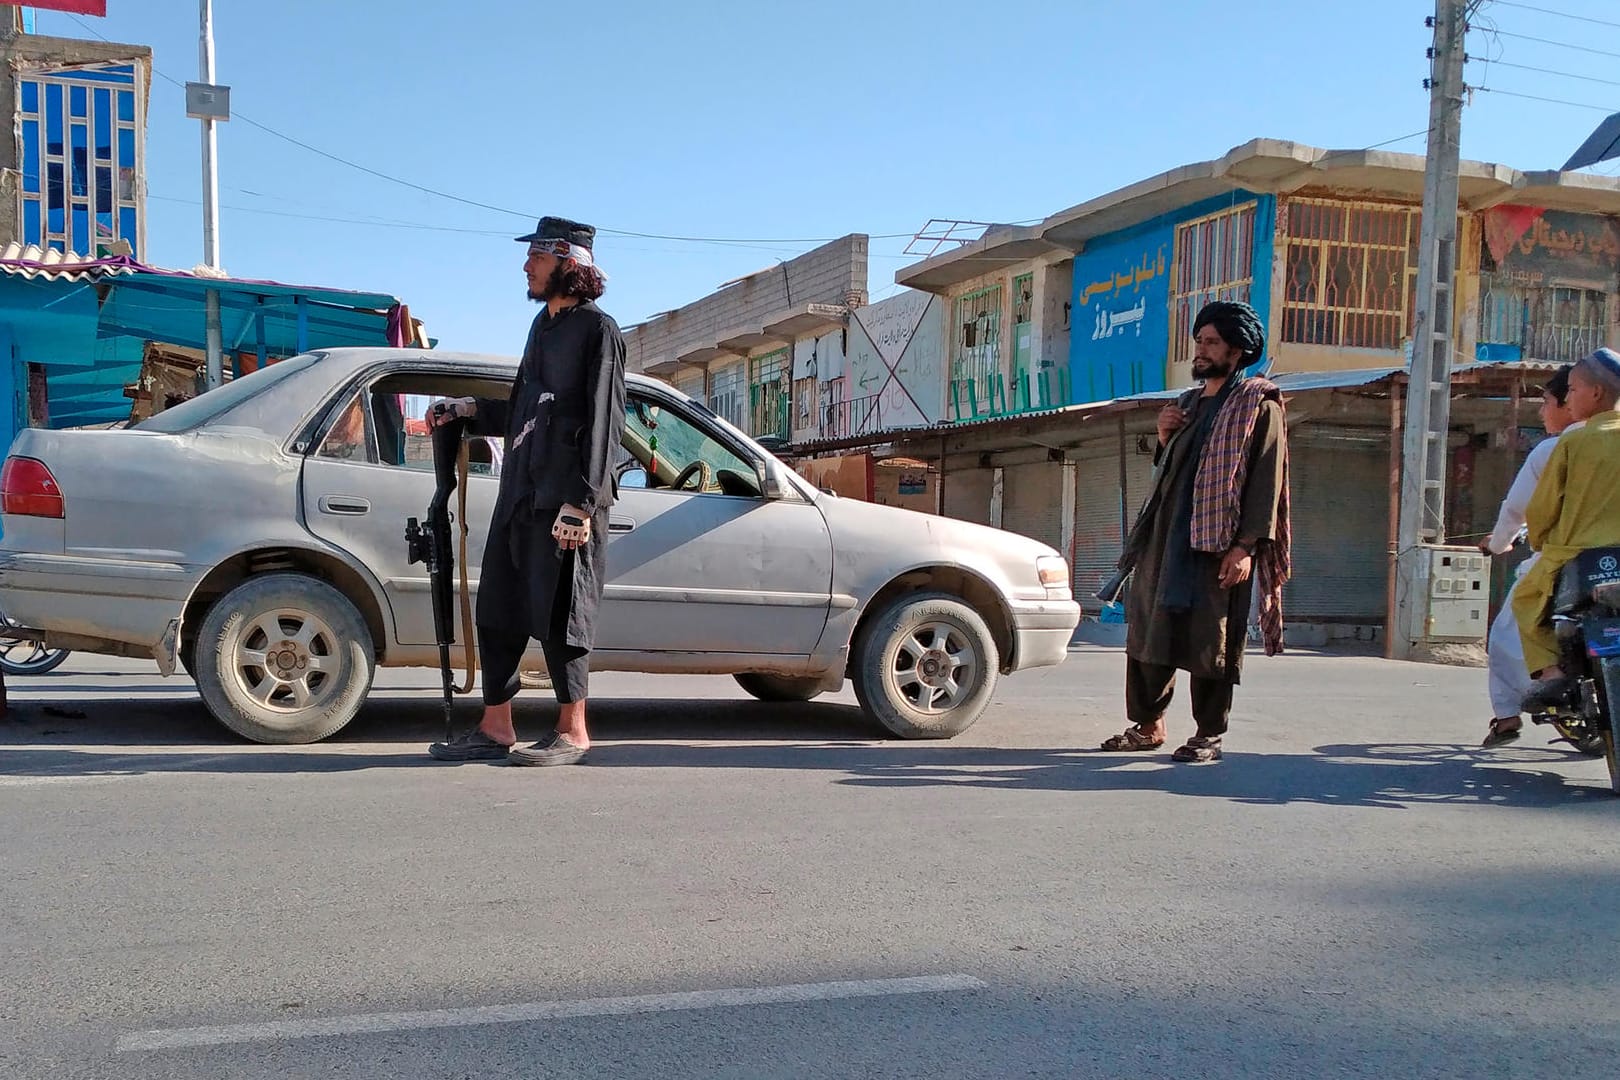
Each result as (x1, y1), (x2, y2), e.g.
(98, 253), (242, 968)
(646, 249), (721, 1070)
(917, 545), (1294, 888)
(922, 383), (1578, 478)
(2, 687), (1610, 806)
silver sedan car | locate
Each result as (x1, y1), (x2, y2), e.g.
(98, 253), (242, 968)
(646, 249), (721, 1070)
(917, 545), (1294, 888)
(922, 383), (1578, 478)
(0, 349), (1079, 743)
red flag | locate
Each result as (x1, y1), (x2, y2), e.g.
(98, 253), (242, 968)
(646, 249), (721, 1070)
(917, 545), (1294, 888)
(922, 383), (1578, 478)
(26, 2), (108, 15)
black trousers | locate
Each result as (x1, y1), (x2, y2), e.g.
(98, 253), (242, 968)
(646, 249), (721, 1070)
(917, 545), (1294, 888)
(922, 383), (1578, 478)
(478, 541), (590, 707)
(479, 624), (589, 707)
(1125, 656), (1234, 738)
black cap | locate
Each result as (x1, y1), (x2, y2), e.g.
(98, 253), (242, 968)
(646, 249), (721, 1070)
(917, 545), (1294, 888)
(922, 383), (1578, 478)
(515, 216), (595, 251)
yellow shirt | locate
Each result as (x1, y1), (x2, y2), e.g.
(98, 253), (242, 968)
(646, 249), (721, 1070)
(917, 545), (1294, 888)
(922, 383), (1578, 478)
(1525, 410), (1620, 565)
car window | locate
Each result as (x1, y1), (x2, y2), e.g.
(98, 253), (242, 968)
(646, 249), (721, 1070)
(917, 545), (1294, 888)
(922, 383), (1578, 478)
(306, 372), (511, 475)
(621, 394), (762, 497)
(135, 352), (320, 433)
(316, 394), (369, 462)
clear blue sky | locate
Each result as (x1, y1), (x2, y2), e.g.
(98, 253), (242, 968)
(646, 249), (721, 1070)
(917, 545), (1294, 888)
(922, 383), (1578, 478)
(33, 0), (1620, 355)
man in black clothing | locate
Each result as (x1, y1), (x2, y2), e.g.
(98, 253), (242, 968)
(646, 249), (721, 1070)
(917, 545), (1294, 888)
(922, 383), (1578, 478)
(428, 216), (627, 766)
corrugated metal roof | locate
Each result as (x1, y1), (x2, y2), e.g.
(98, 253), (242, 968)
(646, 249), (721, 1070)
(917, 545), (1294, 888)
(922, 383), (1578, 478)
(0, 242), (141, 282)
(788, 359), (1567, 453)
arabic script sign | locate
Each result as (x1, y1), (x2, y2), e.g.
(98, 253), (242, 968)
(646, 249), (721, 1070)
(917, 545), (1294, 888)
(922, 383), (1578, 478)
(1483, 207), (1620, 288)
(1069, 223), (1173, 399)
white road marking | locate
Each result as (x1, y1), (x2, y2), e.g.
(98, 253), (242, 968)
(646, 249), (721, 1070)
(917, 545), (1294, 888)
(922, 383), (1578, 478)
(117, 974), (986, 1052)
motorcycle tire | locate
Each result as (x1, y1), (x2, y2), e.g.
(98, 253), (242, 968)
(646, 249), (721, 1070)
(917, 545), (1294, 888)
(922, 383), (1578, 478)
(1553, 719), (1605, 758)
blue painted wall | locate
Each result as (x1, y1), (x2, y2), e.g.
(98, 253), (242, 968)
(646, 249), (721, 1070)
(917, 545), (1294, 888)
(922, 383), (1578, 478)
(1070, 191), (1277, 401)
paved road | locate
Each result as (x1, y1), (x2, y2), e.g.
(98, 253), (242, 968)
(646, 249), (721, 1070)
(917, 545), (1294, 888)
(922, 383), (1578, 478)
(1, 648), (1616, 1079)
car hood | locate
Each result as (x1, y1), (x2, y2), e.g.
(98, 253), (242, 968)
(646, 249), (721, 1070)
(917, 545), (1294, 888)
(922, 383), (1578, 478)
(812, 490), (1064, 564)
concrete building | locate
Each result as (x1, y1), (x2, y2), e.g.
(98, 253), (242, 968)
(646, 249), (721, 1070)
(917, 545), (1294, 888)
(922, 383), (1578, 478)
(0, 6), (150, 259)
(622, 235), (868, 444)
(792, 138), (1620, 643)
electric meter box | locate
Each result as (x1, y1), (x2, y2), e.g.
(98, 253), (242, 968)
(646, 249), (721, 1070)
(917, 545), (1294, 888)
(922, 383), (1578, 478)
(1417, 545), (1490, 643)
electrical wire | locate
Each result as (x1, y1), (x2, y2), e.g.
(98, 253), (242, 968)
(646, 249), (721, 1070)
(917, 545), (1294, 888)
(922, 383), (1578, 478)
(1486, 29), (1620, 61)
(1474, 58), (1620, 91)
(54, 12), (921, 247)
(1486, 1), (1620, 31)
(1470, 85), (1618, 112)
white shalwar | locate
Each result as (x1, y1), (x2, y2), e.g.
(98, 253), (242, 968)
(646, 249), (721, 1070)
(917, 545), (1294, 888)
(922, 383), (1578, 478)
(1484, 422), (1585, 717)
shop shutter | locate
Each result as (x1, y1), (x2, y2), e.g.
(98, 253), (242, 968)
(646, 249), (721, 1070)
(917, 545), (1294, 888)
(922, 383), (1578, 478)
(1072, 437), (1157, 611)
(1002, 461), (1064, 551)
(942, 468), (994, 527)
(1284, 438), (1389, 621)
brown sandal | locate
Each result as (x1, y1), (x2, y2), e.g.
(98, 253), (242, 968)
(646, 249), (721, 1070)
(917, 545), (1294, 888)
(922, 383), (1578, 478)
(1171, 736), (1222, 763)
(1100, 726), (1165, 752)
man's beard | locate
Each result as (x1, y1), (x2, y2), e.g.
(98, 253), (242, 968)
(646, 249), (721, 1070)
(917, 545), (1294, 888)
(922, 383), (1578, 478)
(1192, 356), (1238, 380)
(528, 263), (570, 303)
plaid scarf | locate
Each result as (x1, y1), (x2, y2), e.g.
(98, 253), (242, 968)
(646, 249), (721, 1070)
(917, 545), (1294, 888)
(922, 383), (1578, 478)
(1189, 377), (1292, 655)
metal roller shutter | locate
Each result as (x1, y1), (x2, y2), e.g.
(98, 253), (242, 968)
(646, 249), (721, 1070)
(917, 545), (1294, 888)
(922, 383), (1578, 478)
(942, 468), (993, 527)
(1002, 462), (1064, 551)
(1284, 439), (1389, 621)
(1072, 438), (1158, 611)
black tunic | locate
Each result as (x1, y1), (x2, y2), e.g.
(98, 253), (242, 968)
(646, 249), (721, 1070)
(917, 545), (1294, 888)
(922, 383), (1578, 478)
(471, 301), (627, 648)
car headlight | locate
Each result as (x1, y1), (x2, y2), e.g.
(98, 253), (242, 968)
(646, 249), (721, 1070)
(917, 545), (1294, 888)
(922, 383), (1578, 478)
(1037, 556), (1069, 588)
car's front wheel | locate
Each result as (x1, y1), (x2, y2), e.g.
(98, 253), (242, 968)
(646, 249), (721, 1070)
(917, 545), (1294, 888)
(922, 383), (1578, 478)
(193, 573), (374, 744)
(852, 591), (999, 739)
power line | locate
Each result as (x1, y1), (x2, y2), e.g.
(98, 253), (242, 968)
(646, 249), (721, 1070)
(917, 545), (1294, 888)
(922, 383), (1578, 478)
(1470, 84), (1619, 111)
(54, 12), (920, 248)
(1487, 29), (1620, 61)
(1487, 1), (1620, 31)
(1474, 58), (1620, 90)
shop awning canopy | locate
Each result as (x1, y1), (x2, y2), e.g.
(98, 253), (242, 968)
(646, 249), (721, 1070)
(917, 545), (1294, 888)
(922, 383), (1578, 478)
(0, 246), (422, 427)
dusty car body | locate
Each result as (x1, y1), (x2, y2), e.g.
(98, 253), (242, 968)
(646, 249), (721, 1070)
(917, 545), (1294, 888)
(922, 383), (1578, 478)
(0, 348), (1079, 743)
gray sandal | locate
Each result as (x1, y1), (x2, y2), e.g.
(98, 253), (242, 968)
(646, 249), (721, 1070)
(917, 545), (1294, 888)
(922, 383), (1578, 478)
(428, 729), (513, 762)
(507, 732), (589, 767)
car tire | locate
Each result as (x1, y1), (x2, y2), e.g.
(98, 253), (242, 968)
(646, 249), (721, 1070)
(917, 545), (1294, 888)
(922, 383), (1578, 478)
(193, 573), (374, 745)
(734, 672), (824, 703)
(852, 591), (999, 739)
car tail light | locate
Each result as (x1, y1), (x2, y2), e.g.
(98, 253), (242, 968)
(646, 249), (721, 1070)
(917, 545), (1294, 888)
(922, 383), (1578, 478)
(1, 456), (64, 518)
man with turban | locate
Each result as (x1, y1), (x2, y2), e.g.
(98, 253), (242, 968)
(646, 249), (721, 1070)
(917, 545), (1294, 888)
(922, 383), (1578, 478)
(1514, 347), (1620, 710)
(1099, 301), (1292, 763)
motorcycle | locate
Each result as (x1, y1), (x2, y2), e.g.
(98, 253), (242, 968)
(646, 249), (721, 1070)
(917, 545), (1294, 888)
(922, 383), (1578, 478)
(1530, 545), (1620, 794)
(0, 613), (70, 676)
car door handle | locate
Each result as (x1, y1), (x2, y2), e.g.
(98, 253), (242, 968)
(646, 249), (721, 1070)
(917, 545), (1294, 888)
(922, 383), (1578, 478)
(318, 495), (371, 515)
(608, 518), (635, 534)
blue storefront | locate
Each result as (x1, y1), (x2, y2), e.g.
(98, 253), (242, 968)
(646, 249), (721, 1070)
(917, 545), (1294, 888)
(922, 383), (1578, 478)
(1069, 192), (1277, 403)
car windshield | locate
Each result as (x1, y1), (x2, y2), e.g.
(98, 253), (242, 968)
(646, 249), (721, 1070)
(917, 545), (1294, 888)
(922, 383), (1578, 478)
(134, 353), (321, 434)
(622, 396), (757, 490)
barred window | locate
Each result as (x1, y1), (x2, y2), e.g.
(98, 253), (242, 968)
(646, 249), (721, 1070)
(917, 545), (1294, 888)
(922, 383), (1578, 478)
(708, 362), (745, 430)
(1480, 278), (1610, 364)
(748, 348), (790, 439)
(1170, 202), (1257, 368)
(951, 284), (1003, 419)
(1281, 198), (1419, 351)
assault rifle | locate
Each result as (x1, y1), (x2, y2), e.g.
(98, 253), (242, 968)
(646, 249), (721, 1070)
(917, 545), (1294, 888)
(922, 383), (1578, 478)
(405, 407), (471, 741)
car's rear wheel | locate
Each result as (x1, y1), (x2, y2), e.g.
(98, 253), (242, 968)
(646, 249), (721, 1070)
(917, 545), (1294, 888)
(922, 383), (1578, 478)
(852, 591), (998, 739)
(734, 672), (824, 703)
(193, 573), (374, 744)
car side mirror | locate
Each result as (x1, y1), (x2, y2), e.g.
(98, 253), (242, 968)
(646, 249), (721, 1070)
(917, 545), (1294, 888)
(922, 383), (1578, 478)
(619, 467), (649, 490)
(760, 459), (786, 500)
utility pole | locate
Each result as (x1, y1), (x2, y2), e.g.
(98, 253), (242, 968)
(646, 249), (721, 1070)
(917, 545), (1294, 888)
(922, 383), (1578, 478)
(186, 0), (229, 389)
(1393, 0), (1469, 662)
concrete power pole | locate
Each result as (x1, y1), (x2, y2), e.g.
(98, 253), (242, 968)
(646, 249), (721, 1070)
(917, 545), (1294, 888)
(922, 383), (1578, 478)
(194, 0), (224, 389)
(1393, 0), (1469, 662)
